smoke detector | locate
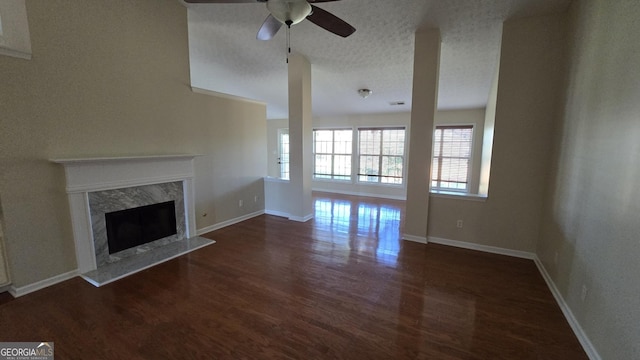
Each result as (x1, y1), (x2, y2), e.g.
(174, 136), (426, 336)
(358, 88), (372, 99)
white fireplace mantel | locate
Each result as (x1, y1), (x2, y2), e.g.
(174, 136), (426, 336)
(52, 154), (200, 274)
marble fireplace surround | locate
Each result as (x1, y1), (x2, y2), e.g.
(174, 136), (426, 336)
(53, 155), (211, 285)
(89, 181), (186, 267)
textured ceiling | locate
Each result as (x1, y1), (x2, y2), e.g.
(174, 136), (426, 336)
(186, 0), (570, 119)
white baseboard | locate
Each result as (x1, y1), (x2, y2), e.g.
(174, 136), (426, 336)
(421, 236), (599, 360)
(312, 188), (406, 201)
(402, 234), (428, 244)
(265, 210), (314, 222)
(533, 257), (601, 360)
(196, 210), (265, 236)
(264, 209), (290, 218)
(289, 214), (314, 222)
(427, 236), (535, 259)
(8, 270), (78, 298)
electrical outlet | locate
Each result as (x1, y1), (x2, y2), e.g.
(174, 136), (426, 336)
(581, 285), (588, 302)
(456, 220), (463, 228)
(554, 252), (558, 265)
(254, 195), (258, 203)
(239, 200), (243, 207)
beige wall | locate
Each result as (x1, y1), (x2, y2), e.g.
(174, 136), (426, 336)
(429, 13), (565, 252)
(537, 0), (640, 358)
(0, 0), (266, 287)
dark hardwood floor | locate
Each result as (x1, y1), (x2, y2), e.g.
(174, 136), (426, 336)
(0, 192), (587, 359)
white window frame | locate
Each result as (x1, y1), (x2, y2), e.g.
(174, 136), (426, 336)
(356, 127), (406, 185)
(431, 125), (474, 193)
(313, 128), (353, 181)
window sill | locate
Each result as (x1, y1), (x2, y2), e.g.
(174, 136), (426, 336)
(264, 176), (290, 183)
(357, 181), (404, 188)
(312, 178), (405, 188)
(312, 178), (352, 183)
(430, 190), (487, 202)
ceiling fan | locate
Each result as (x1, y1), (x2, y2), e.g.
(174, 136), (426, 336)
(184, 0), (356, 40)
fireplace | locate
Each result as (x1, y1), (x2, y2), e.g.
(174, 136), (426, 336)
(52, 155), (213, 284)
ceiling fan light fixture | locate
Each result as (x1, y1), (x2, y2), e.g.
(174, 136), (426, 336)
(267, 0), (312, 25)
(358, 88), (372, 99)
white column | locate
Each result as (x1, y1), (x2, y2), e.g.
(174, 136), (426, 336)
(287, 53), (313, 222)
(404, 28), (441, 242)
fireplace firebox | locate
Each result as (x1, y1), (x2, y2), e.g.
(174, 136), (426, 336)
(105, 201), (177, 254)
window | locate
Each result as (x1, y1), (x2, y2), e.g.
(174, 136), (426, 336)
(432, 125), (473, 192)
(357, 128), (405, 185)
(0, 1), (33, 59)
(278, 128), (289, 180)
(0, 10), (6, 45)
(313, 129), (352, 181)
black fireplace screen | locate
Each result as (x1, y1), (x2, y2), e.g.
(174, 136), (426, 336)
(105, 201), (177, 254)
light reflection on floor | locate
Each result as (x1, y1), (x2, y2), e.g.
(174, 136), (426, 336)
(312, 194), (403, 267)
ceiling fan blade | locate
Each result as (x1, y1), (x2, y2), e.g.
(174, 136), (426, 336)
(257, 14), (283, 40)
(183, 0), (256, 3)
(307, 5), (355, 38)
